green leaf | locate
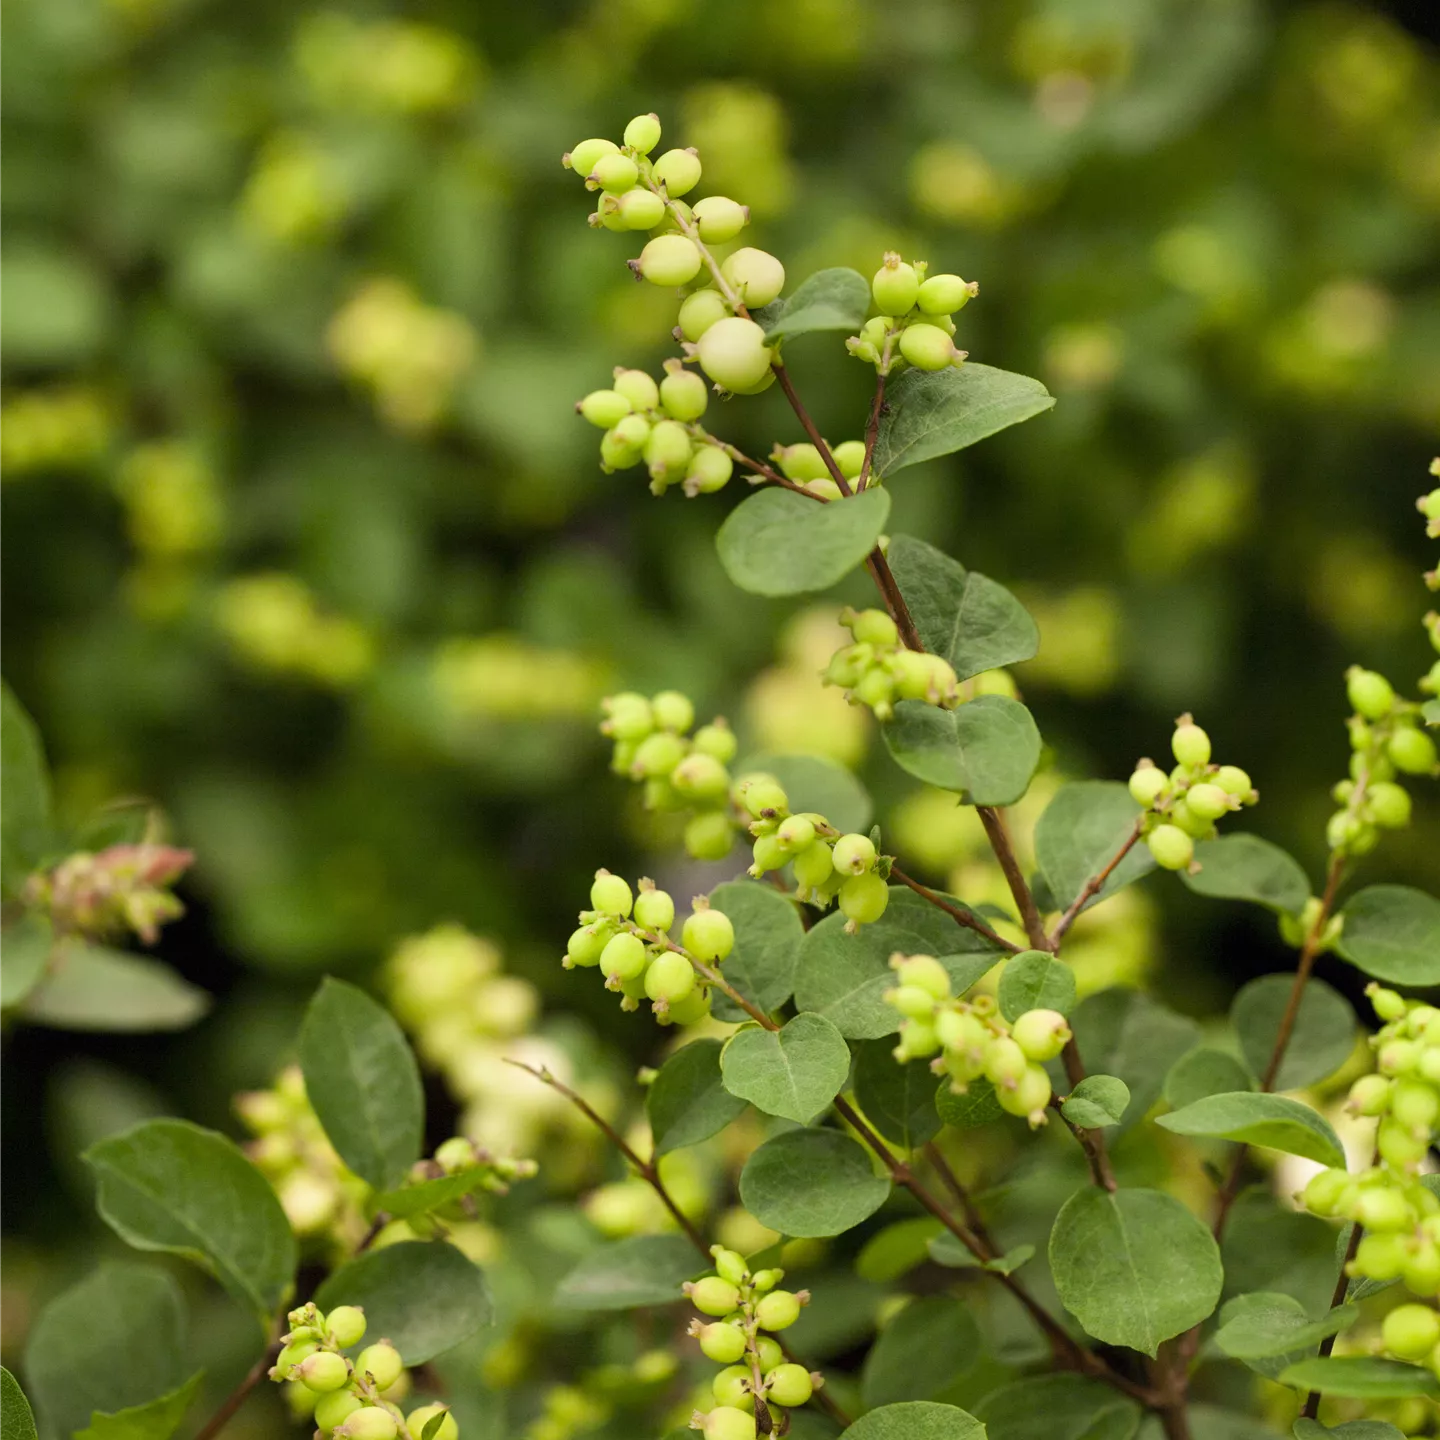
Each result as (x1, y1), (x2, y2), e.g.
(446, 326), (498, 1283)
(1062, 1075), (1130, 1128)
(23, 1264), (193, 1438)
(928, 1234), (1035, 1275)
(721, 1013), (851, 1124)
(708, 880), (806, 1023)
(761, 268), (871, 341)
(882, 696), (1040, 806)
(1, 1368), (37, 1440)
(936, 1077), (1005, 1129)
(870, 363), (1055, 476)
(1163, 1049), (1253, 1110)
(739, 1127), (891, 1237)
(1336, 885), (1440, 986)
(552, 1234), (702, 1311)
(739, 752), (873, 834)
(0, 911), (52, 1009)
(1213, 1291), (1359, 1361)
(974, 1374), (1142, 1440)
(1034, 783), (1154, 913)
(1294, 1421), (1405, 1439)
(852, 1039), (943, 1149)
(796, 888), (1005, 1038)
(998, 950), (1076, 1021)
(1, 680), (52, 897)
(20, 941), (210, 1032)
(1423, 699), (1440, 726)
(861, 1296), (980, 1409)
(1157, 1092), (1345, 1166)
(839, 1401), (987, 1440)
(1222, 1189), (1338, 1315)
(647, 1039), (748, 1155)
(369, 1168), (504, 1222)
(84, 1119), (296, 1329)
(299, 977), (424, 1191)
(1181, 835), (1312, 914)
(1277, 1356), (1440, 1399)
(1070, 989), (1202, 1132)
(886, 536), (1039, 680)
(716, 488), (890, 598)
(856, 1217), (943, 1283)
(77, 1372), (205, 1440)
(315, 1241), (490, 1360)
(1231, 974), (1355, 1090)
(1049, 1186), (1223, 1356)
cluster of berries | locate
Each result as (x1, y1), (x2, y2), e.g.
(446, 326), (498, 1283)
(271, 1302), (455, 1440)
(883, 954), (1070, 1127)
(576, 364), (734, 496)
(564, 871), (733, 1025)
(523, 1352), (679, 1440)
(685, 1247), (819, 1440)
(769, 441), (867, 501)
(1126, 715), (1257, 873)
(24, 840), (193, 946)
(846, 253), (978, 374)
(404, 1136), (537, 1229)
(821, 607), (962, 719)
(1422, 468), (1439, 589)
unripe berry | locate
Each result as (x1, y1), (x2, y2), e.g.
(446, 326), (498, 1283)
(1389, 725), (1437, 775)
(695, 318), (773, 392)
(776, 815), (816, 852)
(999, 1063), (1053, 1125)
(793, 840), (836, 892)
(633, 887), (676, 933)
(872, 256), (920, 314)
(848, 609), (898, 648)
(1128, 763), (1168, 808)
(1185, 783), (1231, 822)
(712, 1366), (751, 1408)
(1347, 666), (1395, 720)
(833, 440), (866, 479)
(1392, 1078), (1440, 1131)
(1379, 1039), (1420, 1075)
(917, 273), (976, 315)
(644, 419), (693, 483)
(613, 368), (660, 410)
(742, 779), (789, 818)
(693, 722), (737, 763)
(616, 188), (666, 230)
(603, 691), (653, 740)
(672, 753), (730, 803)
(1011, 1008), (1072, 1063)
(405, 1405), (458, 1440)
(889, 985), (939, 1020)
(721, 248), (785, 308)
(1353, 1231), (1408, 1280)
(600, 932), (648, 982)
(591, 154), (638, 193)
(1367, 781), (1412, 828)
(765, 1363), (814, 1407)
(566, 138), (618, 176)
(702, 1408), (756, 1440)
(839, 872), (889, 926)
(898, 324), (960, 372)
(435, 1137), (476, 1173)
(751, 836), (788, 875)
(623, 113), (661, 154)
(600, 423), (645, 471)
(566, 924), (609, 968)
(984, 1035), (1029, 1090)
(296, 1352), (350, 1394)
(693, 196), (749, 243)
(1147, 824), (1194, 871)
(638, 235), (703, 287)
(831, 833), (877, 876)
(590, 871), (634, 917)
(774, 443), (829, 482)
(645, 951), (696, 1005)
(663, 985), (713, 1026)
(660, 367), (709, 422)
(686, 445), (734, 496)
(755, 1289), (803, 1331)
(1302, 1167), (1351, 1215)
(678, 288), (730, 341)
(1368, 983), (1407, 1022)
(274, 1340), (319, 1378)
(894, 1018), (940, 1060)
(892, 953), (951, 1000)
(1213, 764), (1255, 800)
(1171, 717), (1212, 768)
(578, 389), (632, 429)
(710, 1246), (748, 1283)
(1356, 1186), (1414, 1232)
(892, 650), (957, 703)
(689, 1275), (741, 1316)
(1347, 1073), (1391, 1115)
(315, 1391), (363, 1433)
(698, 1321), (747, 1364)
(1378, 1118), (1428, 1169)
(595, 195), (629, 232)
(1383, 1304), (1440, 1361)
(356, 1342), (403, 1391)
(683, 907), (735, 963)
(338, 1408), (399, 1440)
(653, 147), (701, 196)
(1404, 1244), (1440, 1297)
(633, 730), (688, 777)
(685, 811), (734, 861)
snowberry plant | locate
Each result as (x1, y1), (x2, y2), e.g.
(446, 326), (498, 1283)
(5, 112), (1440, 1440)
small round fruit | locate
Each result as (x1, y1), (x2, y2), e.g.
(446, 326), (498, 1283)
(645, 951), (696, 1005)
(712, 1365), (751, 1408)
(590, 871), (634, 917)
(1347, 666), (1395, 720)
(1388, 726), (1437, 775)
(776, 815), (816, 852)
(1011, 1008), (1071, 1062)
(338, 1408), (398, 1440)
(355, 1342), (403, 1391)
(296, 1351), (350, 1394)
(742, 778), (789, 817)
(872, 257), (920, 314)
(850, 609), (898, 647)
(639, 235), (702, 287)
(917, 273), (976, 315)
(405, 1405), (458, 1440)
(831, 833), (877, 876)
(1367, 780), (1412, 828)
(898, 323), (959, 371)
(1171, 718), (1212, 768)
(315, 1390), (363, 1433)
(983, 1035), (1028, 1089)
(1185, 782), (1231, 822)
(793, 840), (836, 891)
(623, 112), (661, 154)
(893, 953), (951, 1000)
(1128, 764), (1168, 807)
(998, 1063), (1052, 1122)
(653, 148), (702, 196)
(566, 924), (608, 967)
(833, 440), (866, 478)
(613, 368), (660, 410)
(591, 154), (638, 193)
(682, 908), (735, 963)
(1147, 824), (1194, 871)
(644, 418), (693, 482)
(1213, 764), (1254, 799)
(664, 986), (712, 1025)
(695, 318), (773, 392)
(721, 248), (785, 308)
(275, 1340), (319, 1378)
(434, 1137), (476, 1173)
(617, 187), (666, 230)
(686, 445), (734, 495)
(690, 1275), (742, 1316)
(678, 288), (730, 341)
(578, 389), (631, 429)
(672, 753), (730, 801)
(685, 811), (734, 861)
(1383, 1303), (1440, 1361)
(839, 872), (889, 926)
(566, 138), (618, 176)
(702, 1408), (756, 1440)
(633, 887), (676, 933)
(1302, 1167), (1351, 1215)
(754, 1289), (802, 1331)
(698, 1321), (748, 1365)
(600, 932), (648, 982)
(764, 1363), (813, 1407)
(693, 196), (749, 243)
(693, 722), (737, 763)
(775, 443), (828, 481)
(660, 367), (708, 422)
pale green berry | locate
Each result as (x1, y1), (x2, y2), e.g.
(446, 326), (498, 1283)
(566, 924), (608, 967)
(833, 439), (866, 478)
(916, 273), (976, 315)
(773, 443), (828, 482)
(651, 691), (693, 732)
(831, 833), (877, 876)
(1185, 782), (1231, 822)
(889, 984), (939, 1020)
(1357, 1185), (1415, 1232)
(405, 1405), (457, 1440)
(695, 317), (774, 392)
(721, 248), (786, 308)
(1213, 764), (1254, 800)
(1403, 1243), (1440, 1296)
(601, 932), (648, 982)
(611, 370), (658, 412)
(1147, 824), (1194, 871)
(653, 147), (701, 196)
(338, 1408), (398, 1440)
(672, 752), (730, 802)
(893, 953), (951, 1000)
(1383, 1304), (1440, 1361)
(685, 811), (735, 861)
(899, 323), (959, 371)
(578, 389), (632, 429)
(623, 112), (661, 154)
(689, 1275), (741, 1316)
(754, 1289), (802, 1331)
(600, 418), (648, 470)
(683, 908), (735, 963)
(1379, 1039), (1420, 1075)
(617, 187), (666, 230)
(893, 650), (958, 702)
(839, 872), (889, 926)
(698, 1321), (747, 1365)
(296, 1352), (350, 1394)
(645, 951), (696, 1005)
(639, 234), (703, 287)
(686, 445), (734, 496)
(1128, 763), (1168, 808)
(872, 256), (920, 314)
(1354, 1231), (1409, 1280)
(741, 778), (789, 818)
(764, 1363), (813, 1408)
(315, 1391), (363, 1433)
(1302, 1167), (1351, 1215)
(274, 1340), (319, 1378)
(590, 871), (634, 917)
(663, 986), (713, 1026)
(435, 1137), (476, 1172)
(356, 1342), (402, 1389)
(1347, 1073), (1391, 1115)
(1391, 1078), (1440, 1130)
(603, 691), (653, 740)
(712, 1366), (751, 1408)
(595, 195), (629, 232)
(645, 419), (693, 483)
(776, 815), (816, 852)
(633, 887), (676, 933)
(860, 316), (891, 349)
(693, 196), (749, 243)
(1347, 666), (1395, 720)
(1379, 1117), (1429, 1169)
(849, 609), (898, 647)
(693, 721), (737, 763)
(702, 1408), (756, 1440)
(998, 1063), (1053, 1124)
(793, 840), (836, 892)
(984, 1035), (1028, 1089)
(750, 833), (788, 874)
(711, 1246), (748, 1283)
(1011, 1008), (1071, 1062)
(566, 138), (618, 176)
(1367, 780), (1412, 828)
(678, 288), (730, 341)
(632, 730), (688, 777)
(806, 476), (843, 500)
(753, 1337), (783, 1370)
(1171, 717), (1212, 768)
(591, 153), (638, 193)
(1389, 725), (1437, 775)
(660, 367), (708, 422)
(611, 411), (653, 450)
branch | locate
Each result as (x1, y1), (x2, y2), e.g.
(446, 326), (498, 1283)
(922, 1142), (998, 1252)
(1049, 820), (1144, 947)
(1301, 1220), (1364, 1419)
(857, 373), (886, 492)
(977, 807), (1050, 952)
(887, 865), (1022, 954)
(1058, 1039), (1117, 1191)
(192, 1340), (283, 1440)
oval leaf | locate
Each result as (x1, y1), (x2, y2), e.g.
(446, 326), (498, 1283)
(1070, 989), (1202, 1133)
(716, 487), (890, 598)
(840, 1401), (986, 1440)
(369, 1168), (506, 1223)
(1, 1369), (37, 1440)
(721, 1012), (850, 1124)
(1182, 834), (1312, 914)
(998, 950), (1076, 1021)
(84, 1120), (296, 1329)
(1062, 1075), (1129, 1129)
(883, 696), (1040, 806)
(739, 1128), (890, 1237)
(77, 1371), (204, 1440)
(1157, 1092), (1344, 1167)
(1, 680), (52, 897)
(0, 911), (52, 1010)
(1164, 1048), (1253, 1110)
(861, 1296), (980, 1409)
(853, 1039), (943, 1149)
(1336, 885), (1440, 986)
(20, 942), (209, 1032)
(1035, 783), (1154, 913)
(1231, 974), (1355, 1091)
(761, 268), (870, 341)
(647, 1039), (748, 1155)
(871, 363), (1055, 476)
(738, 752), (872, 834)
(856, 1217), (944, 1283)
(974, 1374), (1142, 1440)
(552, 1234), (702, 1311)
(1277, 1356), (1440, 1399)
(1049, 1186), (1223, 1356)
(708, 880), (805, 1023)
(315, 1241), (490, 1360)
(300, 977), (424, 1191)
(1214, 1291), (1359, 1361)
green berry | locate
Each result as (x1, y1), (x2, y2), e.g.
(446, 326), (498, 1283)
(774, 443), (829, 482)
(590, 871), (634, 917)
(405, 1405), (458, 1440)
(623, 113), (661, 154)
(603, 691), (653, 740)
(672, 752), (730, 801)
(776, 815), (816, 852)
(686, 445), (734, 496)
(742, 778), (789, 818)
(599, 425), (644, 472)
(689, 1275), (741, 1316)
(355, 1342), (403, 1391)
(682, 907), (735, 963)
(1404, 1244), (1440, 1297)
(1185, 782), (1231, 822)
(1171, 717), (1212, 768)
(434, 1137), (476, 1173)
(1388, 725), (1437, 775)
(1383, 1304), (1440, 1361)
(849, 609), (898, 647)
(591, 154), (638, 193)
(578, 389), (632, 429)
(632, 730), (688, 777)
(697, 1321), (747, 1365)
(616, 188), (666, 230)
(831, 833), (877, 876)
(644, 418), (693, 484)
(315, 1391), (363, 1433)
(872, 256), (920, 314)
(721, 248), (785, 308)
(712, 1366), (751, 1408)
(916, 273), (976, 315)
(1302, 1167), (1351, 1215)
(1378, 1117), (1428, 1169)
(633, 887), (676, 933)
(685, 811), (734, 861)
(793, 840), (836, 892)
(649, 690), (694, 733)
(1213, 765), (1254, 800)
(764, 1363), (813, 1408)
(600, 932), (648, 982)
(1367, 780), (1412, 828)
(645, 950), (695, 1005)
(1128, 764), (1168, 808)
(692, 722), (736, 761)
(1391, 1078), (1439, 1130)
(751, 833), (789, 874)
(663, 986), (713, 1026)
(892, 953), (951, 1000)
(839, 872), (889, 926)
(755, 1337), (784, 1370)
(889, 984), (939, 1020)
(1347, 666), (1395, 720)
(338, 1408), (398, 1440)
(638, 235), (703, 287)
(893, 650), (958, 702)
(566, 138), (618, 176)
(693, 196), (749, 243)
(695, 317), (773, 392)
(1147, 824), (1194, 871)
(275, 1340), (319, 1378)
(983, 1035), (1028, 1089)
(702, 1408), (756, 1440)
(659, 367), (708, 422)
(613, 368), (660, 410)
(296, 1351), (350, 1394)
(653, 148), (702, 196)
(754, 1289), (802, 1331)
(898, 323), (959, 371)
(1355, 1186), (1413, 1231)
(832, 440), (866, 478)
(566, 924), (609, 968)
(1347, 1073), (1391, 1115)
(998, 1063), (1053, 1123)
(678, 288), (730, 341)
(1011, 1008), (1071, 1063)
(1354, 1231), (1409, 1280)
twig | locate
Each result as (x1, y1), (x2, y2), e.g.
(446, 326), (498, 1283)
(1301, 1221), (1364, 1419)
(1058, 1039), (1117, 1191)
(1050, 821), (1144, 947)
(193, 1340), (282, 1440)
(772, 365), (854, 496)
(857, 373), (886, 492)
(922, 1142), (998, 1252)
(887, 865), (1022, 954)
(976, 807), (1050, 952)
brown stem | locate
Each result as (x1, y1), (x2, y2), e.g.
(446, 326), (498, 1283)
(192, 1340), (283, 1440)
(888, 865), (1022, 954)
(1050, 821), (1144, 946)
(1301, 1220), (1364, 1419)
(1059, 1039), (1117, 1191)
(977, 807), (1050, 952)
(922, 1142), (998, 1251)
(772, 365), (854, 496)
(857, 374), (886, 492)
(715, 440), (823, 500)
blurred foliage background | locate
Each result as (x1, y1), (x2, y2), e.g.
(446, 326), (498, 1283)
(3, 0), (1440, 1432)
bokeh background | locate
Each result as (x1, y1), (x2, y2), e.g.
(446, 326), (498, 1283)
(3, 0), (1440, 1432)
